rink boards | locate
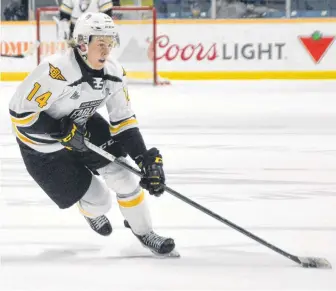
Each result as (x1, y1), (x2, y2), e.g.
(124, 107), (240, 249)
(1, 18), (336, 81)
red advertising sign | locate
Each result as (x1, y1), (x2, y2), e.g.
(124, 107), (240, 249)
(299, 31), (334, 64)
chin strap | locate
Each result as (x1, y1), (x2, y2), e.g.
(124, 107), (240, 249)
(76, 47), (95, 69)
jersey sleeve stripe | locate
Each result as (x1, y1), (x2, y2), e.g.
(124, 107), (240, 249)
(109, 118), (138, 135)
(9, 109), (35, 118)
(13, 125), (38, 145)
(15, 126), (58, 145)
(60, 4), (73, 14)
(99, 2), (113, 12)
(110, 115), (136, 126)
(20, 132), (58, 144)
(10, 112), (39, 126)
(10, 111), (61, 135)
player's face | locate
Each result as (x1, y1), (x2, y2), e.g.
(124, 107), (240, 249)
(87, 36), (114, 70)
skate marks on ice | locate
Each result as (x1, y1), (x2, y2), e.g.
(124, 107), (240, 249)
(0, 231), (320, 269)
(0, 233), (181, 266)
(1, 231), (335, 291)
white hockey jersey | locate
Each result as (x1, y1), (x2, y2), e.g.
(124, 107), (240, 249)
(9, 49), (138, 153)
(60, 0), (113, 24)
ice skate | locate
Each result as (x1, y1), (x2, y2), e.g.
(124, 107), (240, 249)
(84, 215), (112, 236)
(124, 220), (180, 257)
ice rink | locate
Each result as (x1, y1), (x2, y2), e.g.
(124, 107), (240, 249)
(1, 80), (336, 291)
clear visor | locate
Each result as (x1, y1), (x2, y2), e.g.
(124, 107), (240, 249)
(90, 34), (120, 49)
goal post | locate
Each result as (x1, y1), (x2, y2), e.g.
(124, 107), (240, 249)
(36, 6), (168, 85)
(36, 6), (60, 66)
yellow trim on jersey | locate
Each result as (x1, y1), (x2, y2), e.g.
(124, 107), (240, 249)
(118, 190), (144, 208)
(10, 112), (39, 126)
(109, 118), (138, 134)
(60, 4), (73, 14)
(13, 125), (37, 145)
(99, 2), (113, 12)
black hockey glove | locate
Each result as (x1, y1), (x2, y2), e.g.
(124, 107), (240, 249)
(51, 117), (89, 152)
(135, 148), (165, 197)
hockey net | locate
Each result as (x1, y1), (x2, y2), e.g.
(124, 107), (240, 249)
(36, 6), (169, 85)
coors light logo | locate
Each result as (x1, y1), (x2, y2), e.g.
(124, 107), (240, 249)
(147, 35), (218, 61)
(117, 35), (218, 62)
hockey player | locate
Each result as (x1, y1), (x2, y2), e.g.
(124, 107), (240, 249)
(9, 12), (176, 256)
(58, 0), (120, 40)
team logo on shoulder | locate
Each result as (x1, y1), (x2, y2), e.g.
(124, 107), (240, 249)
(49, 63), (66, 81)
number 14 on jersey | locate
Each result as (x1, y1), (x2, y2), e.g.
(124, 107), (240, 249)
(27, 82), (52, 108)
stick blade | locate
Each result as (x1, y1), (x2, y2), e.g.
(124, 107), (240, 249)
(298, 256), (332, 269)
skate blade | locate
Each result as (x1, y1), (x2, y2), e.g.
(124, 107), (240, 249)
(139, 242), (181, 258)
(149, 248), (181, 258)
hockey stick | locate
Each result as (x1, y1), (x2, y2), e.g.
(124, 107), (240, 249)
(0, 41), (40, 59)
(1, 54), (25, 58)
(84, 140), (332, 269)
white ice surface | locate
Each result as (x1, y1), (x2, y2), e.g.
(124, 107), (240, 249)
(0, 80), (336, 290)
